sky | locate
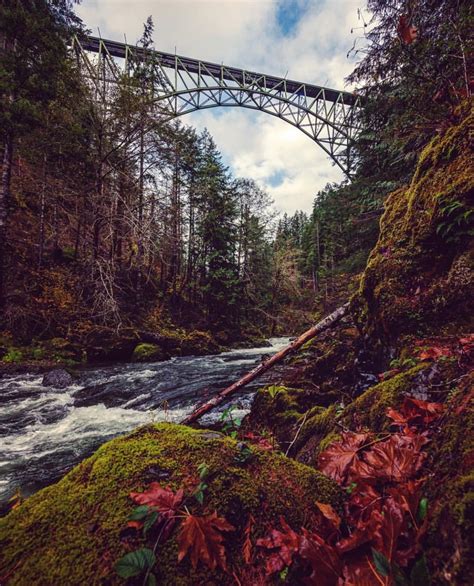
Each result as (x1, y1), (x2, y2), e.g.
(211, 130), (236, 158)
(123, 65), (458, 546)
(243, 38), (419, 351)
(76, 0), (368, 214)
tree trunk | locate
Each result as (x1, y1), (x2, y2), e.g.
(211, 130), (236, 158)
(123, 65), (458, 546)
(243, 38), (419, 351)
(182, 303), (349, 425)
(0, 133), (13, 308)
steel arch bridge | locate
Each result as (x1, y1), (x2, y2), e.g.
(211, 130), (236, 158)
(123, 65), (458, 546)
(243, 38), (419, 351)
(73, 36), (363, 176)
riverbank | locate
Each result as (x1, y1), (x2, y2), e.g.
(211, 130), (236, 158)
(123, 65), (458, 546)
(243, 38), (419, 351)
(0, 337), (290, 510)
(0, 328), (274, 377)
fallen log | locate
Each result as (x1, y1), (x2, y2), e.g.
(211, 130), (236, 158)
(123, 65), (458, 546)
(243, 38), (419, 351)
(181, 302), (349, 425)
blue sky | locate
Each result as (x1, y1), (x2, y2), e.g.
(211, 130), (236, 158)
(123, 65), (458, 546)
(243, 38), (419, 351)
(77, 0), (366, 214)
(276, 0), (310, 35)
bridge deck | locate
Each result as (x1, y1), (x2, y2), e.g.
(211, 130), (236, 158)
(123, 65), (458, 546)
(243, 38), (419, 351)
(81, 36), (358, 106)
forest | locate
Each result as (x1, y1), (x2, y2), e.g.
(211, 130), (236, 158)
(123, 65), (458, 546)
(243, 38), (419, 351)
(0, 0), (473, 585)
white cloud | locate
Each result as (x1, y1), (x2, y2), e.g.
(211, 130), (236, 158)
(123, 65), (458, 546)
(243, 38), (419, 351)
(76, 0), (366, 214)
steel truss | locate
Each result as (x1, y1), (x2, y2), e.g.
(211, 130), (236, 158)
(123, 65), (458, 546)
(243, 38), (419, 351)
(73, 35), (363, 176)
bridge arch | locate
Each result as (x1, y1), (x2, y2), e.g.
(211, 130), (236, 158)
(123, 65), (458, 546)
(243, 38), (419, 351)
(74, 36), (363, 176)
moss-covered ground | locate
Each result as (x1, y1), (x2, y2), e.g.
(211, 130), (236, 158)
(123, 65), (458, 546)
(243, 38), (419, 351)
(0, 424), (342, 585)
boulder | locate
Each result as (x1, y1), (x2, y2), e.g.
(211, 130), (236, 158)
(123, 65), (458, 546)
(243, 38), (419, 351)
(0, 423), (342, 586)
(41, 368), (73, 388)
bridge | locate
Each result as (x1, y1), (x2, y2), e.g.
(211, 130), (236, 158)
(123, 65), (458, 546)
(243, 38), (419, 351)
(73, 35), (363, 176)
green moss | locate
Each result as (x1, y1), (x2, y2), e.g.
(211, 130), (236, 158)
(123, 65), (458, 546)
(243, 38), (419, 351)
(343, 364), (426, 431)
(0, 423), (342, 586)
(245, 385), (315, 445)
(294, 405), (337, 456)
(180, 330), (221, 355)
(352, 103), (474, 349)
(423, 380), (474, 584)
(132, 342), (167, 362)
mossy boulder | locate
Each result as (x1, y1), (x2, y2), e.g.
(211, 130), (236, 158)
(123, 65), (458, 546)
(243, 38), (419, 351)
(341, 363), (428, 431)
(82, 326), (139, 362)
(179, 330), (221, 355)
(0, 423), (342, 586)
(133, 330), (221, 363)
(352, 103), (474, 352)
(132, 342), (168, 363)
(244, 385), (322, 447)
(422, 373), (474, 584)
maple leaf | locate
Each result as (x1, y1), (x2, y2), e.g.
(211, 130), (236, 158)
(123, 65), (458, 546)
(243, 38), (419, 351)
(299, 528), (342, 585)
(345, 484), (382, 527)
(129, 483), (184, 538)
(130, 482), (184, 515)
(341, 554), (386, 586)
(353, 434), (427, 484)
(372, 496), (405, 564)
(459, 333), (474, 353)
(337, 509), (385, 555)
(318, 432), (370, 483)
(178, 511), (234, 571)
(256, 516), (300, 574)
(418, 345), (452, 361)
(387, 397), (444, 428)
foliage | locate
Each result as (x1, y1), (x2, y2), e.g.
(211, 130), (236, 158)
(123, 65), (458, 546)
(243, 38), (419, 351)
(177, 511), (235, 571)
(256, 396), (444, 584)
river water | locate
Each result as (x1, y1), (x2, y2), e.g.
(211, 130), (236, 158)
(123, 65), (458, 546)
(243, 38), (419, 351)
(0, 337), (289, 508)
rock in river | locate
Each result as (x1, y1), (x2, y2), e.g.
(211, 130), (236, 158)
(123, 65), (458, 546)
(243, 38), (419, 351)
(42, 368), (73, 388)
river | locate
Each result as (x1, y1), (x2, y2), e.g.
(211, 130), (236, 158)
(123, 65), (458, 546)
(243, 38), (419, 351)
(0, 337), (289, 509)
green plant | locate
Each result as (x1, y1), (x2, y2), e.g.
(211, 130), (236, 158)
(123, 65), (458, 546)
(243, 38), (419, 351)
(266, 385), (284, 399)
(390, 357), (418, 369)
(2, 348), (23, 363)
(436, 199), (474, 243)
(372, 549), (430, 586)
(219, 405), (242, 439)
(194, 462), (210, 505)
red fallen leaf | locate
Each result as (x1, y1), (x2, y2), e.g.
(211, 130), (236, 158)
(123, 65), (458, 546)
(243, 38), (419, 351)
(398, 14), (418, 44)
(387, 397), (444, 427)
(341, 554), (385, 586)
(129, 483), (184, 540)
(299, 528), (342, 585)
(387, 479), (423, 520)
(373, 496), (405, 564)
(316, 501), (341, 530)
(243, 432), (274, 450)
(337, 509), (385, 555)
(459, 333), (474, 351)
(418, 345), (452, 361)
(130, 482), (184, 516)
(352, 434), (428, 484)
(243, 514), (254, 565)
(256, 516), (300, 574)
(178, 511), (235, 571)
(345, 484), (382, 526)
(395, 516), (428, 567)
(318, 432), (370, 483)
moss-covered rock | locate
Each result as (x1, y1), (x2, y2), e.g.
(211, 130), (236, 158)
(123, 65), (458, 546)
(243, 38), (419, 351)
(352, 103), (474, 353)
(0, 423), (342, 586)
(341, 363), (428, 431)
(133, 330), (221, 363)
(132, 342), (169, 362)
(244, 385), (323, 447)
(179, 330), (221, 356)
(423, 373), (474, 585)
